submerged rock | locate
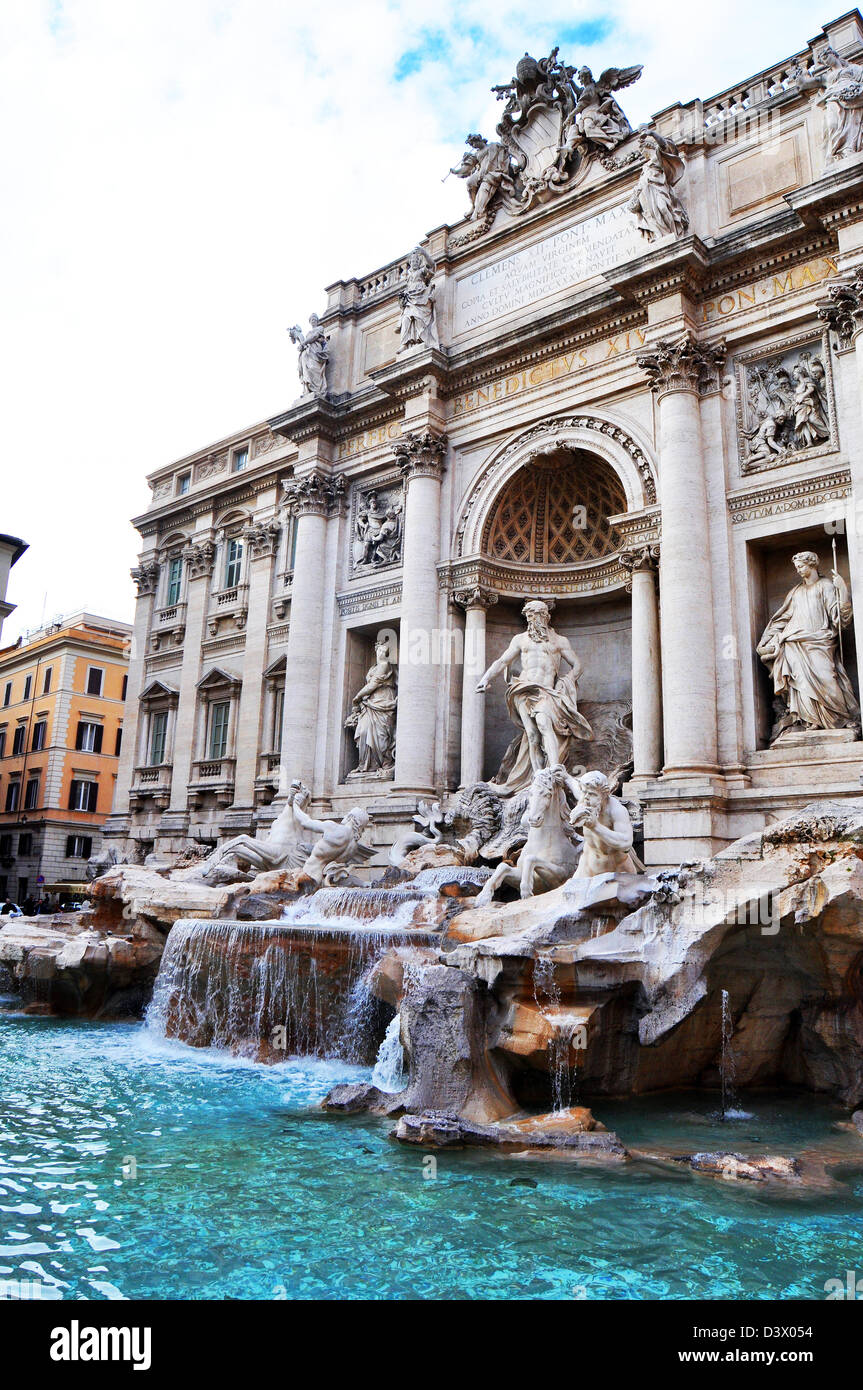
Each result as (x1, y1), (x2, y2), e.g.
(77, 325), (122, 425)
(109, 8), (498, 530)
(688, 1152), (801, 1183)
(393, 1109), (626, 1156)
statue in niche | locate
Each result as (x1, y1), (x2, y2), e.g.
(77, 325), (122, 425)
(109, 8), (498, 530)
(757, 551), (859, 742)
(354, 490), (403, 568)
(397, 246), (439, 352)
(288, 314), (329, 398)
(625, 128), (689, 242)
(291, 803), (376, 885)
(742, 348), (830, 462)
(800, 46), (863, 160)
(448, 134), (513, 221)
(344, 634), (398, 779)
(476, 599), (593, 793)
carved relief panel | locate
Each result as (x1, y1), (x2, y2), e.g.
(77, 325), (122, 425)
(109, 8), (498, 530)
(734, 332), (837, 474)
(349, 473), (405, 576)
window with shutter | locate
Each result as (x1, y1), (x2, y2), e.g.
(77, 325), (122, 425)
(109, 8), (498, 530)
(86, 668), (104, 696)
(12, 726), (25, 756)
(31, 721), (46, 751)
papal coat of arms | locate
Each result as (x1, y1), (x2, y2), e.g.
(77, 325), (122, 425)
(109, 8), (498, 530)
(448, 47), (643, 223)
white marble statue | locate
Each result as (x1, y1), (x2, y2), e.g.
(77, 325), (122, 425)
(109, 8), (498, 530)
(803, 46), (863, 160)
(289, 314), (329, 397)
(449, 134), (512, 220)
(397, 247), (439, 352)
(561, 769), (658, 912)
(345, 635), (397, 778)
(626, 129), (689, 242)
(557, 63), (643, 164)
(757, 551), (859, 740)
(292, 803), (375, 885)
(181, 781), (313, 884)
(476, 599), (592, 792)
(474, 765), (581, 905)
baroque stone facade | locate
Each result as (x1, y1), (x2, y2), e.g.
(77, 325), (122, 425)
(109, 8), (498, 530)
(106, 13), (863, 867)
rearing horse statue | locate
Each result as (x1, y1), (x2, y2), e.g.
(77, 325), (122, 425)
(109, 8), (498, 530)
(474, 764), (581, 906)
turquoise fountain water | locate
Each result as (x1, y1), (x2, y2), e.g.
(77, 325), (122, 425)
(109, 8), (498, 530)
(2, 1007), (863, 1300)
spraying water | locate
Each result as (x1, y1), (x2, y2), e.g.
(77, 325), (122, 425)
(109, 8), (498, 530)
(371, 1013), (406, 1092)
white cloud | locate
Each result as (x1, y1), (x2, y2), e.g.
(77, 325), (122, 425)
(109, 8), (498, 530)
(0, 0), (825, 638)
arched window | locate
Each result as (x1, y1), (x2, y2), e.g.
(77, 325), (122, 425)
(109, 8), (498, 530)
(482, 450), (626, 565)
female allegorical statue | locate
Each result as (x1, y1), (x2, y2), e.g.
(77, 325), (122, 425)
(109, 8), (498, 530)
(345, 635), (398, 777)
(757, 551), (859, 740)
(626, 128), (689, 242)
(806, 46), (863, 160)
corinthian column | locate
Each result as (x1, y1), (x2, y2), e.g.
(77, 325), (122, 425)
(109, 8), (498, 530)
(453, 586), (498, 787)
(168, 538), (216, 813)
(637, 335), (725, 776)
(620, 545), (662, 778)
(232, 518), (281, 809)
(392, 429), (447, 793)
(105, 557), (160, 831)
(278, 473), (346, 791)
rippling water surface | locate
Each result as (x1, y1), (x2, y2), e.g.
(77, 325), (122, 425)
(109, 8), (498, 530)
(2, 1011), (862, 1300)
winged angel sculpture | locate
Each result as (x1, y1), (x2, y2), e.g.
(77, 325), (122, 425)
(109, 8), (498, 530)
(449, 49), (643, 221)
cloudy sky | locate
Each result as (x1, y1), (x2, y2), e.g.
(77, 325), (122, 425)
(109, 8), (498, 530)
(1, 0), (824, 640)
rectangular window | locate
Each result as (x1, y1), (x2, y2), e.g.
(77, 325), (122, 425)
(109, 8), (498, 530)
(3, 683), (11, 707)
(224, 538), (243, 589)
(75, 720), (103, 754)
(86, 667), (104, 697)
(166, 556), (183, 606)
(18, 833), (32, 856)
(233, 447), (249, 473)
(5, 783), (20, 813)
(149, 711), (168, 766)
(0, 729), (6, 758)
(68, 779), (98, 812)
(273, 688), (284, 753)
(208, 701), (230, 760)
(23, 675), (32, 701)
(24, 778), (39, 811)
(12, 726), (26, 756)
(0, 835), (11, 857)
(31, 721), (46, 752)
(121, 674), (128, 701)
(288, 518), (298, 571)
(177, 472), (191, 496)
(42, 667), (52, 695)
(115, 726), (123, 756)
(65, 835), (93, 859)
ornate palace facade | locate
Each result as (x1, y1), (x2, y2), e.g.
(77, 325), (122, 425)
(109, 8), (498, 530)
(107, 12), (863, 867)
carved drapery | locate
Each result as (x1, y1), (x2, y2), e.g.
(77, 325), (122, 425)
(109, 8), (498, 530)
(482, 451), (626, 565)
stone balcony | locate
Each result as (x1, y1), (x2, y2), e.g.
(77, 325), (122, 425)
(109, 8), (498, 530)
(151, 601), (187, 651)
(188, 756), (236, 808)
(208, 584), (249, 638)
(130, 763), (173, 809)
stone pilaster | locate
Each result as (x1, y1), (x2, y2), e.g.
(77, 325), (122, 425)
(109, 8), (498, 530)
(453, 586), (498, 788)
(166, 538), (215, 818)
(278, 472), (346, 791)
(104, 558), (160, 834)
(231, 517), (281, 811)
(619, 546), (662, 779)
(819, 269), (863, 437)
(392, 430), (447, 793)
(637, 335), (725, 776)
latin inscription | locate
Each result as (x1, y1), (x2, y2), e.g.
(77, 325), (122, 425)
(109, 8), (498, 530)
(453, 203), (644, 335)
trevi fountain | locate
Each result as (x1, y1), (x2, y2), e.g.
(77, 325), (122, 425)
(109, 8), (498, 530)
(5, 16), (863, 1307)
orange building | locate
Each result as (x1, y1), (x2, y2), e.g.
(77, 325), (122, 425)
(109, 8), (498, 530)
(0, 613), (131, 909)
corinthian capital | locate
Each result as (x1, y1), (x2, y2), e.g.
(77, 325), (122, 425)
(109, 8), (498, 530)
(637, 334), (726, 396)
(282, 471), (347, 518)
(182, 539), (217, 580)
(131, 559), (160, 596)
(392, 428), (447, 481)
(818, 269), (863, 348)
(452, 585), (498, 612)
(242, 517), (282, 559)
(619, 544), (659, 590)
